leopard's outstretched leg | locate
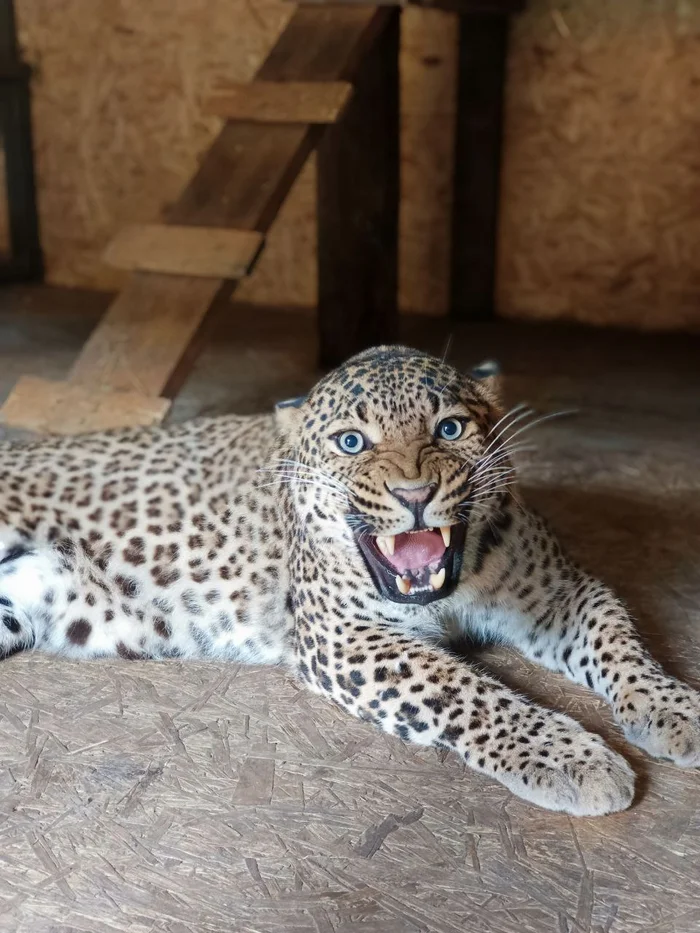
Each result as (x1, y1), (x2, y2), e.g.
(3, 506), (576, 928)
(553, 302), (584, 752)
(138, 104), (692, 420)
(493, 509), (700, 767)
(0, 529), (60, 657)
(294, 600), (635, 816)
(0, 527), (136, 660)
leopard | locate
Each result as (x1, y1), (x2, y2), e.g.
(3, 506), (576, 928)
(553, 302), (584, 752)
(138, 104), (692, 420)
(1, 345), (699, 817)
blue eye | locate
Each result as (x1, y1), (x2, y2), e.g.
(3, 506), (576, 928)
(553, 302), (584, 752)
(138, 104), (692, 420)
(437, 417), (466, 441)
(336, 431), (367, 454)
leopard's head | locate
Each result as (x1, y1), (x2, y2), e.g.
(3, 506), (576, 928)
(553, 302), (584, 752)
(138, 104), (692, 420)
(274, 346), (513, 606)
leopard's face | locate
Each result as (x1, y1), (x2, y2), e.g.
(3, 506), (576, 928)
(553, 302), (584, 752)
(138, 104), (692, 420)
(275, 347), (508, 606)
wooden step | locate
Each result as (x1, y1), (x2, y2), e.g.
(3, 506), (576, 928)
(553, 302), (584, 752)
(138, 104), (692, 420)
(103, 224), (264, 279)
(0, 377), (171, 435)
(68, 272), (223, 398)
(203, 80), (353, 125)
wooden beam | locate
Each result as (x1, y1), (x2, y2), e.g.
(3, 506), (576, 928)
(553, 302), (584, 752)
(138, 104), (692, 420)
(0, 0), (19, 64)
(103, 224), (264, 279)
(450, 12), (509, 319)
(0, 377), (171, 434)
(202, 80), (353, 125)
(261, 6), (390, 82)
(69, 273), (224, 397)
(0, 0), (43, 281)
(317, 8), (400, 367)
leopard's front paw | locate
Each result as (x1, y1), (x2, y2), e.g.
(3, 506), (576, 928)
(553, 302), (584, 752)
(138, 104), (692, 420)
(498, 729), (635, 817)
(618, 681), (700, 767)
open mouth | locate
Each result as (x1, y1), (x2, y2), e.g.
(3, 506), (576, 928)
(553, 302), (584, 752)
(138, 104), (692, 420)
(354, 523), (467, 605)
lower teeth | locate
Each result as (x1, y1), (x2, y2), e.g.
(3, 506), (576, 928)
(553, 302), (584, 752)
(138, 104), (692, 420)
(395, 568), (446, 595)
(429, 568), (446, 590)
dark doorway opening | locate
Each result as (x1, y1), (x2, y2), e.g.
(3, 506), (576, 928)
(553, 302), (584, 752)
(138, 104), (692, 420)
(0, 0), (42, 282)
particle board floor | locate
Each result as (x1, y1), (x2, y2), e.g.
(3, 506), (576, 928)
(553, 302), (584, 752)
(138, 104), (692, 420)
(0, 286), (699, 933)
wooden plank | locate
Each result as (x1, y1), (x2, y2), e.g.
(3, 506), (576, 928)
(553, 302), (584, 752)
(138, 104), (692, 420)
(69, 273), (224, 397)
(202, 80), (353, 125)
(0, 376), (171, 435)
(450, 12), (509, 320)
(168, 122), (316, 231)
(261, 6), (390, 82)
(103, 224), (264, 279)
(317, 9), (400, 367)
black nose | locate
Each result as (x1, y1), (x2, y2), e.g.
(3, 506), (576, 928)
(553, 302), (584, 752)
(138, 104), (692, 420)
(388, 483), (437, 524)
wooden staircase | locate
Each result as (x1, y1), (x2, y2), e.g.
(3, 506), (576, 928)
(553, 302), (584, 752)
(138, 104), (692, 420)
(1, 0), (522, 435)
(1, 5), (397, 434)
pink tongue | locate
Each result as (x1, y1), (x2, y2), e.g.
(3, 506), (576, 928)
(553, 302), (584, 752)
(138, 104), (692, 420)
(385, 531), (446, 573)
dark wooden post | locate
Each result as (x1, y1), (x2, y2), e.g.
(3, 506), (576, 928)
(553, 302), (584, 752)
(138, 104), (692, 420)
(0, 0), (43, 281)
(450, 10), (510, 320)
(316, 9), (400, 368)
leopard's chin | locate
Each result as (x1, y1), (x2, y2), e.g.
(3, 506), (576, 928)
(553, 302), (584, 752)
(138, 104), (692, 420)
(353, 522), (467, 605)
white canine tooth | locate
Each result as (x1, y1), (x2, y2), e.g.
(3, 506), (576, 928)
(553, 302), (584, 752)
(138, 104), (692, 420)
(430, 568), (446, 591)
(376, 536), (389, 557)
(440, 525), (452, 548)
(396, 575), (412, 595)
(376, 535), (396, 558)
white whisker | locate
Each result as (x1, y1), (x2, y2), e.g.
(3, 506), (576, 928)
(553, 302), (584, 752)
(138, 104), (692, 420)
(255, 479), (347, 498)
(263, 459), (350, 491)
(486, 408), (578, 454)
(260, 470), (346, 488)
(471, 444), (535, 476)
(474, 466), (516, 480)
(486, 402), (531, 439)
(470, 475), (518, 494)
(440, 334), (454, 365)
(469, 483), (516, 500)
(481, 406), (536, 456)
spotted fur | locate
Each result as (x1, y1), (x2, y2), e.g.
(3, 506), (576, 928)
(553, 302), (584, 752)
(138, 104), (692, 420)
(1, 346), (699, 816)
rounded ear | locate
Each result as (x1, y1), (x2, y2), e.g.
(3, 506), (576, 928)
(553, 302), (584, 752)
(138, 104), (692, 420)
(469, 359), (501, 402)
(274, 395), (306, 437)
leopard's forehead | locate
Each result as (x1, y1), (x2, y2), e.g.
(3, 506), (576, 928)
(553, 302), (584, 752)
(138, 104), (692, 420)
(308, 346), (484, 424)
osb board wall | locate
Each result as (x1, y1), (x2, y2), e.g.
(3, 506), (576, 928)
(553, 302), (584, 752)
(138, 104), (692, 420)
(498, 0), (700, 330)
(15, 1), (700, 329)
